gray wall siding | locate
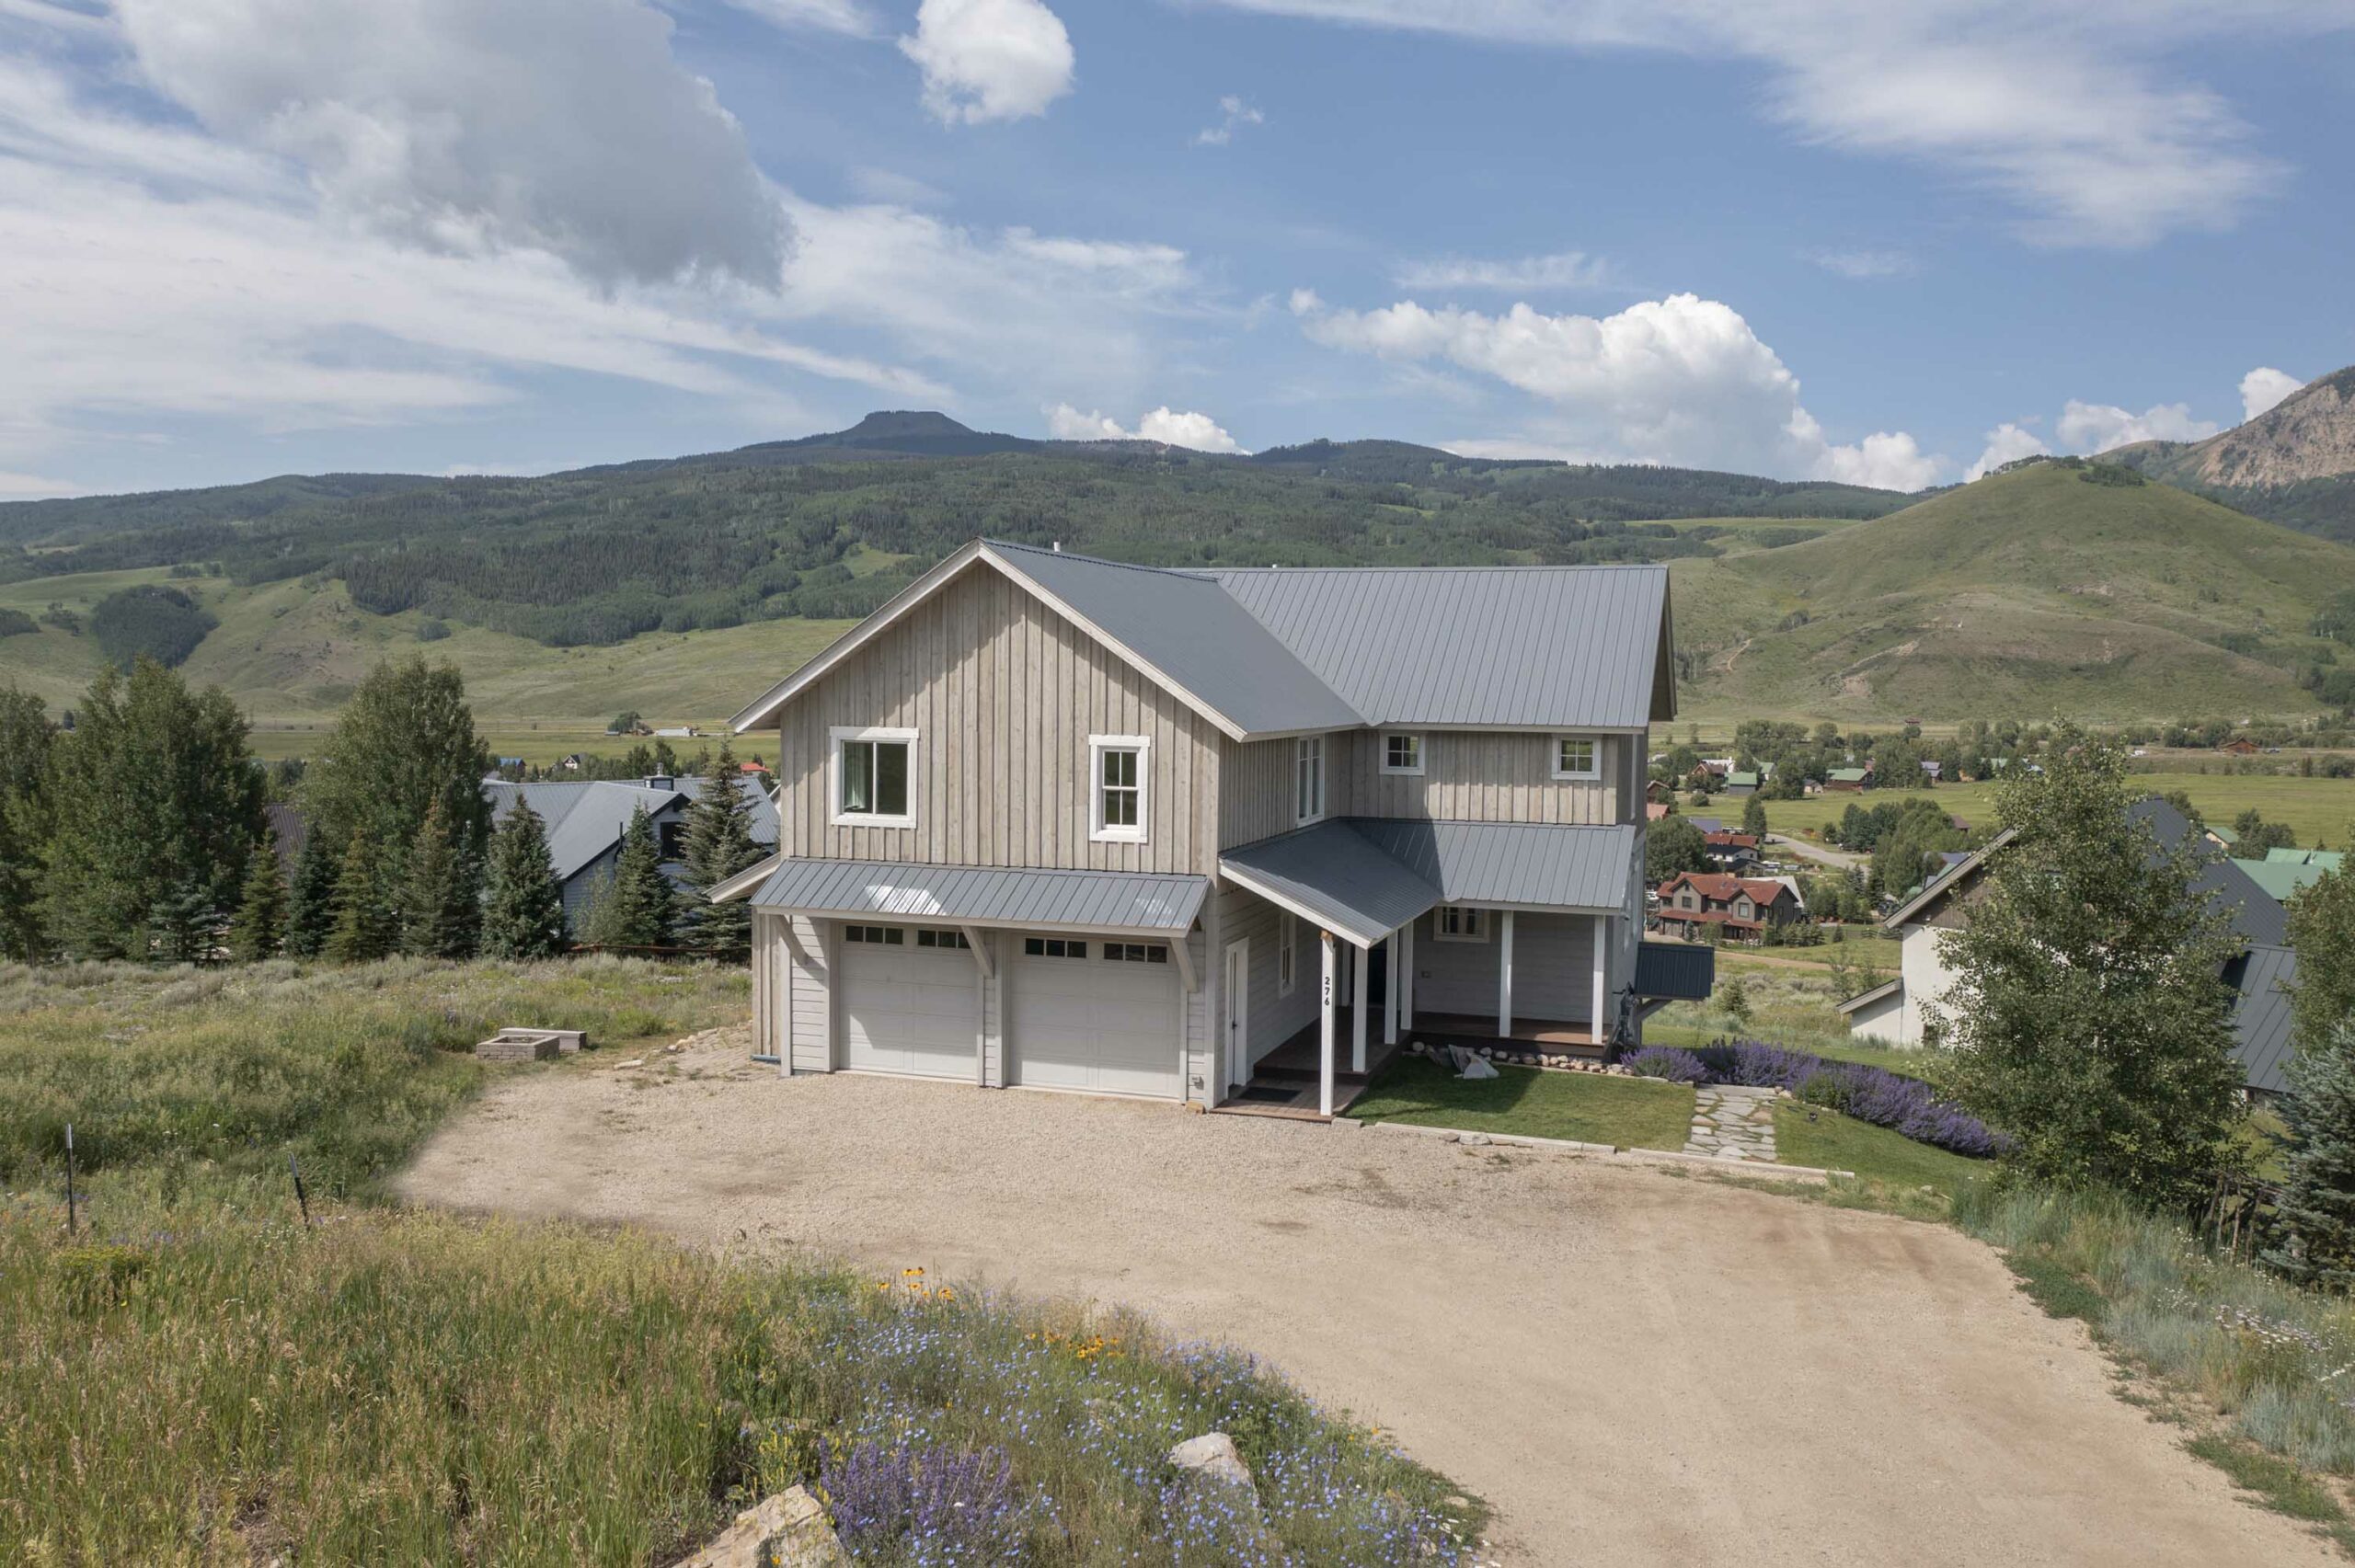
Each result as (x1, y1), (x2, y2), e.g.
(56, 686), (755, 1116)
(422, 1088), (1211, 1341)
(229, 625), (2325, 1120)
(786, 915), (832, 1073)
(1351, 731), (1625, 825)
(761, 562), (1222, 875)
(1412, 910), (1596, 1023)
(1214, 883), (1321, 1077)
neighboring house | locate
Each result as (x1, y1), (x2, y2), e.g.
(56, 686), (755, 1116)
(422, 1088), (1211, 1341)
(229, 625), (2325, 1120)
(264, 800), (308, 876)
(1723, 770), (1760, 796)
(1825, 766), (1871, 792)
(1653, 872), (1804, 941)
(2236, 847), (2346, 902)
(1840, 799), (2298, 1095)
(1701, 830), (1763, 870)
(1920, 760), (1942, 782)
(1645, 802), (1671, 822)
(710, 538), (1709, 1115)
(483, 774), (779, 924)
(2222, 738), (2260, 757)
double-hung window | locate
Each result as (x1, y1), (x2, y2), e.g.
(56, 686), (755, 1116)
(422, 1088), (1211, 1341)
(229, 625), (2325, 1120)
(1552, 735), (1601, 781)
(1294, 736), (1326, 825)
(1089, 735), (1148, 843)
(833, 727), (915, 826)
(1382, 732), (1424, 775)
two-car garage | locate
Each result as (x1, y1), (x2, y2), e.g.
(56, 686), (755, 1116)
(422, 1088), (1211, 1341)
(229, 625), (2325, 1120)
(832, 922), (1183, 1100)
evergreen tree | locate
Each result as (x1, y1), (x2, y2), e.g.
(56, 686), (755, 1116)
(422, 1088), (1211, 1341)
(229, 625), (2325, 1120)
(597, 806), (676, 948)
(680, 745), (764, 954)
(155, 875), (221, 964)
(481, 800), (567, 959)
(2262, 859), (2355, 1284)
(1935, 727), (2247, 1201)
(1740, 792), (1768, 840)
(398, 795), (481, 958)
(227, 837), (288, 961)
(40, 658), (264, 960)
(284, 832), (339, 958)
(0, 685), (54, 960)
(324, 829), (398, 963)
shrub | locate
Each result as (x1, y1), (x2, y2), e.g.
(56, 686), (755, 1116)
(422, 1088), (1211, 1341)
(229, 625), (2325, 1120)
(1684, 1038), (2005, 1159)
(1626, 1046), (1706, 1085)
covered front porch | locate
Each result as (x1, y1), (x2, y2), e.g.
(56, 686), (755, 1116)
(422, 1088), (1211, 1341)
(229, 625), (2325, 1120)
(1219, 818), (1634, 1118)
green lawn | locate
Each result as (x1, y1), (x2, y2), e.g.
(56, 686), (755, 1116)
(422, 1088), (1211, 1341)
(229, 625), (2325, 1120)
(1774, 1102), (1989, 1197)
(1348, 1055), (1694, 1150)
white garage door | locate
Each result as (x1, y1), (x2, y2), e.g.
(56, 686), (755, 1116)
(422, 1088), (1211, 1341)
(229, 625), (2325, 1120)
(1009, 936), (1181, 1099)
(839, 925), (978, 1080)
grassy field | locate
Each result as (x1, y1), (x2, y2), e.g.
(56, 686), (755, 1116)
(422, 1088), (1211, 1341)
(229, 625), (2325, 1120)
(1757, 772), (2355, 848)
(0, 960), (1477, 1564)
(1346, 1055), (1694, 1150)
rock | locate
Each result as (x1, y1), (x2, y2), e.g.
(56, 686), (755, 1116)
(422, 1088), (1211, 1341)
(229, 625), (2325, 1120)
(1460, 1055), (1499, 1081)
(1168, 1432), (1257, 1494)
(1456, 1132), (1492, 1146)
(668, 1486), (846, 1568)
(615, 1058), (645, 1070)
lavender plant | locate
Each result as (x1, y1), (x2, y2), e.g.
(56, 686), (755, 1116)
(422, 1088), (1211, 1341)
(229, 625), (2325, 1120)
(1685, 1038), (2005, 1158)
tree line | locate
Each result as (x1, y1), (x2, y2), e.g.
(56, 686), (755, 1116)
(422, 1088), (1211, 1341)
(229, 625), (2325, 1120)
(0, 657), (770, 966)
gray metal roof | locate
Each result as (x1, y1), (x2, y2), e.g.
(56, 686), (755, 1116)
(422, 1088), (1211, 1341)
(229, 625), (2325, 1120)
(484, 776), (777, 884)
(2226, 944), (2297, 1096)
(988, 542), (1362, 736)
(746, 858), (1209, 933)
(1635, 941), (1716, 1001)
(1207, 562), (1671, 727)
(2128, 797), (2288, 948)
(1220, 818), (1636, 947)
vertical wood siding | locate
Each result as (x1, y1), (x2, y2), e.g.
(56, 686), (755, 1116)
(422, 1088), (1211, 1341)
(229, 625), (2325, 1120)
(1412, 910), (1595, 1022)
(1350, 732), (1624, 826)
(759, 563), (1221, 875)
(786, 915), (831, 1073)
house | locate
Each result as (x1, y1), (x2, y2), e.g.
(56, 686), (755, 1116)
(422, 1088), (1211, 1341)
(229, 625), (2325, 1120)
(1701, 830), (1763, 870)
(653, 726), (699, 739)
(1825, 766), (1872, 792)
(1646, 778), (1673, 805)
(1653, 872), (1804, 942)
(483, 774), (779, 924)
(1840, 799), (2298, 1095)
(558, 753), (586, 773)
(1722, 770), (1760, 796)
(2221, 738), (2260, 757)
(1645, 802), (1672, 822)
(1920, 760), (1942, 782)
(2236, 847), (2345, 902)
(708, 538), (1710, 1115)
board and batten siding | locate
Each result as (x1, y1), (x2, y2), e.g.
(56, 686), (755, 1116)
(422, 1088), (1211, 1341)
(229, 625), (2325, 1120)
(1220, 731), (1628, 848)
(758, 561), (1222, 876)
(1413, 910), (1597, 1023)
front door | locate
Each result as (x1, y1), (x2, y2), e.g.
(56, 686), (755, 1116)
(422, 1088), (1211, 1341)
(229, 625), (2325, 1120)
(1223, 937), (1249, 1093)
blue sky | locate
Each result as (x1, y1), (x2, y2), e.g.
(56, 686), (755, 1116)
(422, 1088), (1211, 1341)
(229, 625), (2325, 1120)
(0, 0), (2349, 498)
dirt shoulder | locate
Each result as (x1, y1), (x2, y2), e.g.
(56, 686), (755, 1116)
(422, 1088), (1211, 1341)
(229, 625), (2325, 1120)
(398, 1030), (2335, 1568)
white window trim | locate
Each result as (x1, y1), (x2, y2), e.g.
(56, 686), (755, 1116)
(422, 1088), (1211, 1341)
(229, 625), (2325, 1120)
(1551, 733), (1602, 782)
(1380, 731), (1425, 776)
(1432, 904), (1488, 944)
(1088, 733), (1150, 844)
(1278, 911), (1298, 997)
(1295, 735), (1327, 826)
(830, 726), (918, 829)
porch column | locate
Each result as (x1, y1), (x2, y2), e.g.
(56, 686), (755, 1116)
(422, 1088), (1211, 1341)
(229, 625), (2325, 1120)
(1400, 920), (1415, 1031)
(1383, 928), (1400, 1047)
(1591, 913), (1608, 1045)
(1319, 929), (1338, 1116)
(1497, 909), (1515, 1037)
(1351, 933), (1370, 1072)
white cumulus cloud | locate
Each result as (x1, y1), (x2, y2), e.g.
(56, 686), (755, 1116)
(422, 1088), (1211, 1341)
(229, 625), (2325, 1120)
(901, 0), (1074, 125)
(1391, 250), (1610, 292)
(1290, 289), (1936, 489)
(1196, 95), (1264, 146)
(114, 0), (789, 288)
(1966, 421), (2051, 480)
(2056, 398), (2219, 452)
(1044, 403), (1244, 453)
(2240, 366), (2303, 422)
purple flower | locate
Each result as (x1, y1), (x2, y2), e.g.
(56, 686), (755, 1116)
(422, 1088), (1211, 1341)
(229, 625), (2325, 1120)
(818, 1438), (1034, 1561)
(1626, 1046), (1707, 1085)
(1685, 1037), (2006, 1159)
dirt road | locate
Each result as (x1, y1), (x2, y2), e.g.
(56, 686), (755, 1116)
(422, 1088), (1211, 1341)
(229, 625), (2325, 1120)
(398, 1034), (2329, 1568)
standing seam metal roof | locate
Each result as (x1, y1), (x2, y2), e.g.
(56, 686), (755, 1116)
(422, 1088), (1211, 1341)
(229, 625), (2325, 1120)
(2227, 944), (2297, 1096)
(746, 858), (1209, 933)
(483, 776), (777, 883)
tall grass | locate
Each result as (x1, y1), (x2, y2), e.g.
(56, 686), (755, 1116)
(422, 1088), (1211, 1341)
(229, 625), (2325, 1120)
(1956, 1184), (2355, 1475)
(0, 959), (1479, 1564)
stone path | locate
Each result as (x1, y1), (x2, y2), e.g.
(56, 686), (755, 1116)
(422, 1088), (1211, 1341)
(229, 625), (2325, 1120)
(1684, 1083), (1779, 1162)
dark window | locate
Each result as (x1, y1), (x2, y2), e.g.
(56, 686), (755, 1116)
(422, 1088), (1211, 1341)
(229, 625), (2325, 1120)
(839, 737), (912, 818)
(1103, 943), (1168, 963)
(844, 925), (903, 945)
(914, 928), (969, 950)
(658, 820), (686, 860)
(1023, 937), (1086, 958)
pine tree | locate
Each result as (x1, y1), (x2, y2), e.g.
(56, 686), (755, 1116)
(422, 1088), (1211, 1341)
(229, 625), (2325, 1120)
(284, 832), (339, 958)
(601, 806), (676, 949)
(2264, 1024), (2355, 1288)
(680, 744), (764, 955)
(324, 829), (397, 963)
(399, 796), (481, 959)
(227, 836), (288, 962)
(0, 686), (53, 961)
(482, 800), (567, 959)
(1740, 792), (1768, 840)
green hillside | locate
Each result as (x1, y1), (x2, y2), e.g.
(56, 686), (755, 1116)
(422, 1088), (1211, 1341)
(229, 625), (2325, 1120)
(1670, 459), (2355, 721)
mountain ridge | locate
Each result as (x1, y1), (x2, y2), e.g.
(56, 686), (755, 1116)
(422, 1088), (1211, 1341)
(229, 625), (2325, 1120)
(2108, 366), (2355, 544)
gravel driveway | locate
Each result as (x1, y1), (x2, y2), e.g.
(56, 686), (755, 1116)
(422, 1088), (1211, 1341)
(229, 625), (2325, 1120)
(398, 1032), (2331, 1568)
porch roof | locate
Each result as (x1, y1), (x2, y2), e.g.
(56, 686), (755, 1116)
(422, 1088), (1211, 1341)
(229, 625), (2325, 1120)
(1219, 818), (1636, 947)
(740, 857), (1208, 935)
